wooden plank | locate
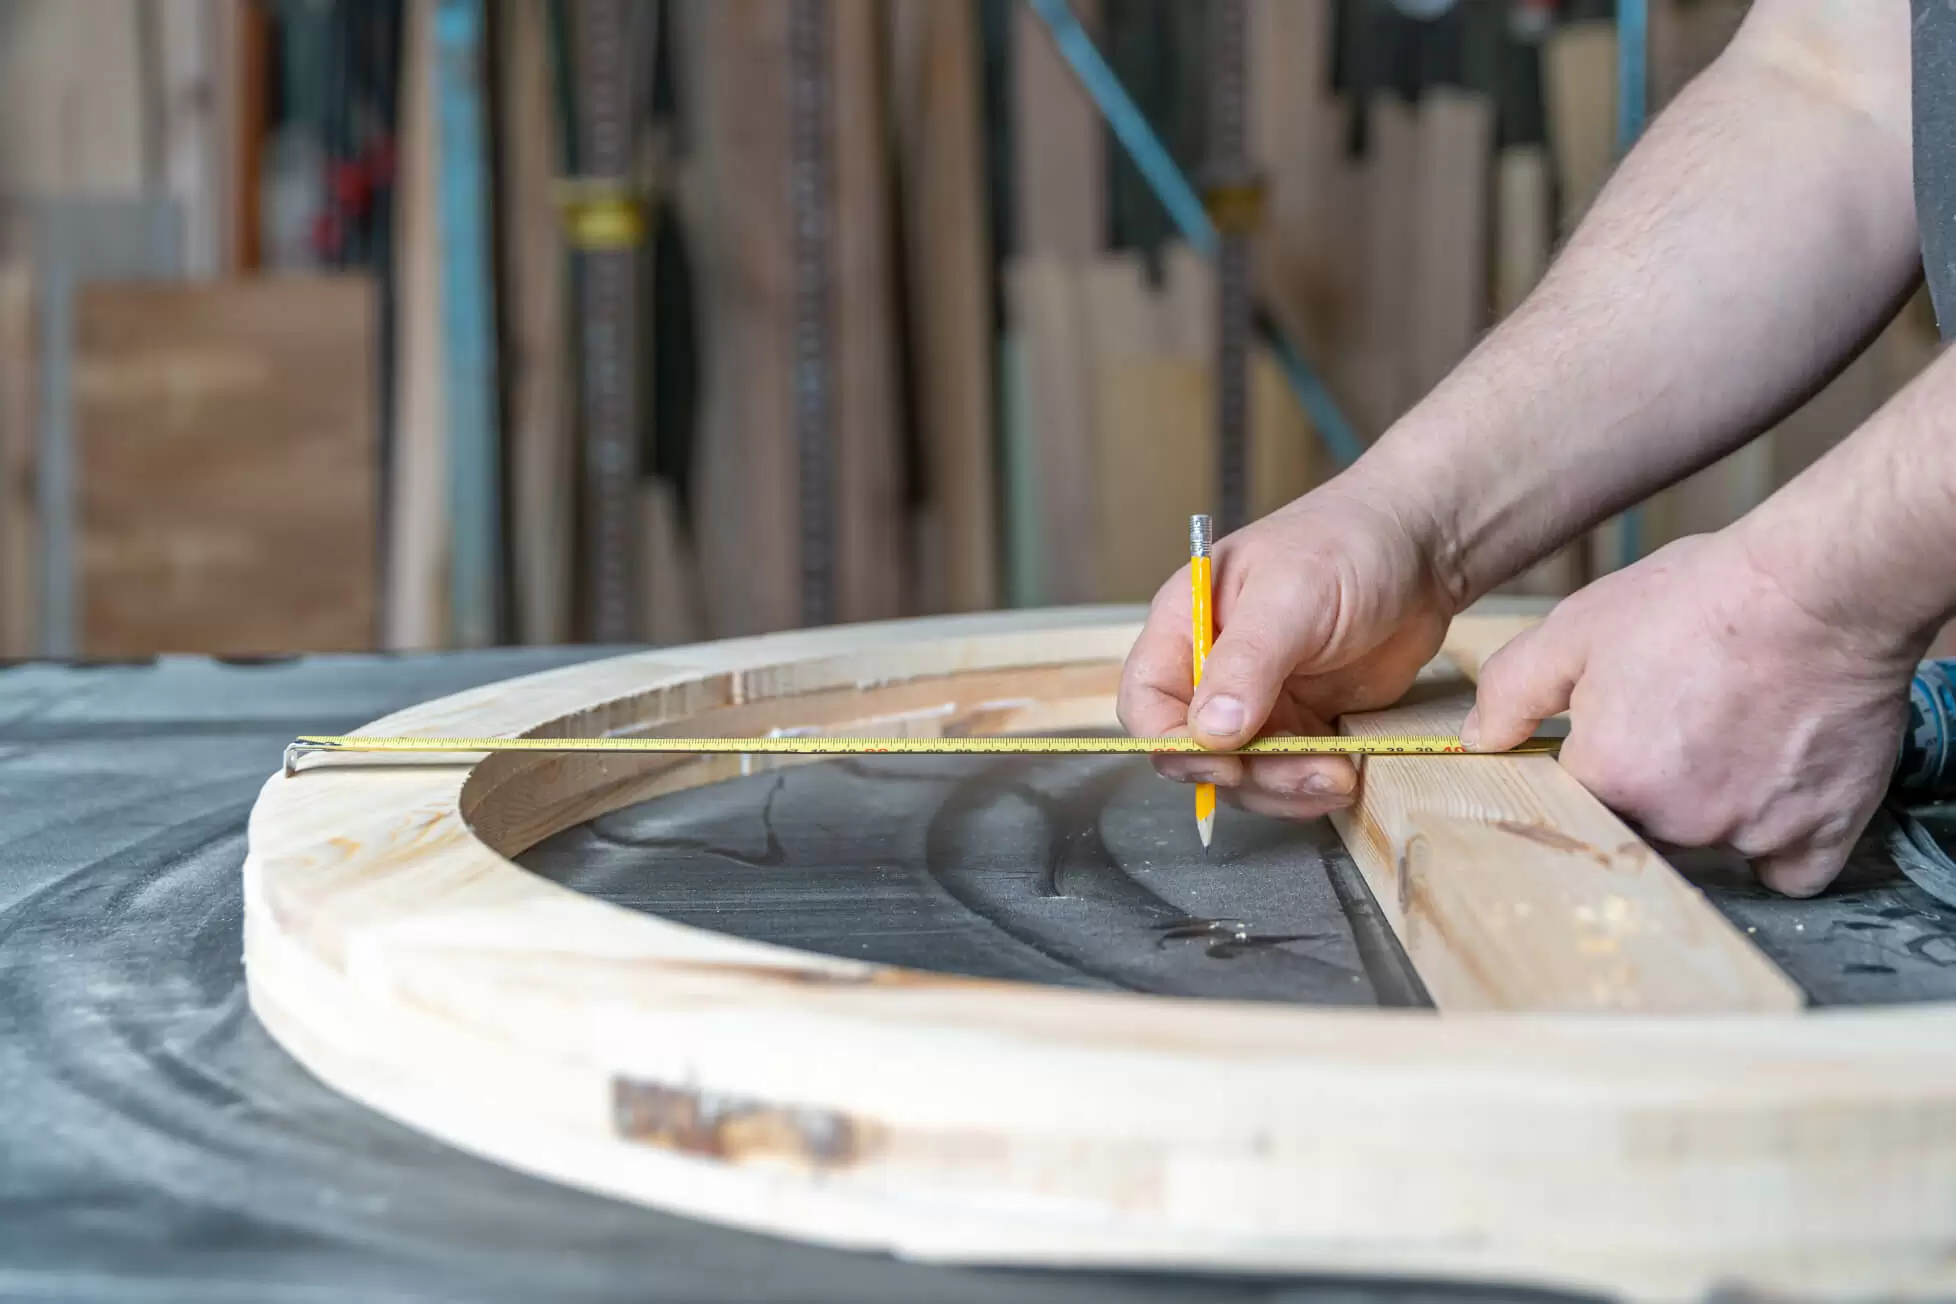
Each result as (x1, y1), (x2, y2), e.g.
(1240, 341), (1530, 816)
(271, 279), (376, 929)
(1492, 144), (1582, 596)
(1410, 87), (1493, 398)
(233, 0), (272, 272)
(1086, 248), (1198, 602)
(1494, 145), (1551, 320)
(639, 477), (706, 646)
(1543, 21), (1617, 236)
(1354, 94), (1419, 433)
(1003, 256), (1097, 605)
(681, 0), (798, 636)
(1085, 247), (1325, 599)
(73, 278), (378, 656)
(497, 0), (574, 645)
(0, 0), (146, 194)
(831, 0), (905, 624)
(384, 0), (449, 651)
(1544, 21), (1627, 574)
(888, 0), (997, 613)
(1248, 0), (1351, 363)
(1003, 0), (1104, 609)
(0, 266), (36, 658)
(153, 0), (227, 277)
(1330, 641), (1803, 1015)
(1010, 0), (1102, 260)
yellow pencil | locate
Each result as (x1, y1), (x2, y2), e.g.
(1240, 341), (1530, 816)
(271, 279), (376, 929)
(1189, 514), (1216, 850)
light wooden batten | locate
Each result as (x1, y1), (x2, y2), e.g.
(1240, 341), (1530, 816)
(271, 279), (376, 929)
(244, 606), (1956, 1303)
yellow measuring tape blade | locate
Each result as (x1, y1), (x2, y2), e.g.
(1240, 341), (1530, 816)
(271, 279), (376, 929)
(290, 734), (1559, 759)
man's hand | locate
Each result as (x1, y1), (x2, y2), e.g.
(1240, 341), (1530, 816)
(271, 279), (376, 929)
(1467, 530), (1918, 897)
(1116, 483), (1457, 820)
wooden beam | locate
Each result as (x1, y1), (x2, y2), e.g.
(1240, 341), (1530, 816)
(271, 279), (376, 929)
(1354, 94), (1419, 433)
(0, 266), (36, 659)
(682, 0), (798, 636)
(1543, 21), (1617, 237)
(888, 0), (997, 613)
(1003, 256), (1096, 604)
(830, 0), (906, 624)
(1010, 0), (1102, 261)
(384, 0), (450, 650)
(497, 0), (574, 645)
(1409, 87), (1493, 399)
(1329, 627), (1803, 1015)
(233, 0), (272, 272)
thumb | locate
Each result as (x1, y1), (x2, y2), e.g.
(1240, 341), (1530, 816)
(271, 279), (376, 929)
(1189, 573), (1332, 749)
(1465, 623), (1584, 752)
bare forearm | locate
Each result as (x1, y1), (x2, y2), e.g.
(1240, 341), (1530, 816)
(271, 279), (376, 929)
(1350, 0), (1917, 604)
(1738, 345), (1956, 654)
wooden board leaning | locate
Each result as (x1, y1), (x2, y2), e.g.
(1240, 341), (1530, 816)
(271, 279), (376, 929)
(242, 606), (1956, 1302)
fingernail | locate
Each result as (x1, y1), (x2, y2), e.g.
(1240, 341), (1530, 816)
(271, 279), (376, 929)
(1196, 696), (1246, 737)
(1459, 709), (1481, 750)
(1159, 760), (1223, 784)
(1306, 771), (1353, 797)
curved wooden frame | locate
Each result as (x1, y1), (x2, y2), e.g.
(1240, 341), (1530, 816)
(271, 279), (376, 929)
(244, 607), (1956, 1303)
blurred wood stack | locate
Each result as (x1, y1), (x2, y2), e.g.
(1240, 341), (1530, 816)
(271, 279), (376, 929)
(0, 0), (1939, 659)
(0, 0), (379, 658)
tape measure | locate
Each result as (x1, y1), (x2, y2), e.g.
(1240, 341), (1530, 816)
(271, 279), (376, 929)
(283, 733), (1559, 775)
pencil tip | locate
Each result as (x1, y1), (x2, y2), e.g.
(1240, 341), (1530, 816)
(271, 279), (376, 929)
(1197, 813), (1214, 849)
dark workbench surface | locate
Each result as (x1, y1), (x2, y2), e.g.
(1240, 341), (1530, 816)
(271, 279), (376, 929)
(3, 650), (1950, 1304)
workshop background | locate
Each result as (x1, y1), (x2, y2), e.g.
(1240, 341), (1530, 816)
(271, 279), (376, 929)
(0, 0), (1936, 661)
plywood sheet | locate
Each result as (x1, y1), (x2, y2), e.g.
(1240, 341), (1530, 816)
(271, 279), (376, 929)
(74, 277), (378, 656)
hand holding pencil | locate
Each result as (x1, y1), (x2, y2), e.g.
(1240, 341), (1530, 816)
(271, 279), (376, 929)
(1116, 493), (1454, 829)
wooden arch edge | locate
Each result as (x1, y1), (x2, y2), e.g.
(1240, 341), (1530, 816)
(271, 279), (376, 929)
(243, 606), (1956, 1302)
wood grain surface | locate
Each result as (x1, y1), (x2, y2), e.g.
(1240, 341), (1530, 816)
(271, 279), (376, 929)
(889, 0), (997, 613)
(1334, 646), (1802, 1014)
(75, 277), (378, 656)
(497, 0), (574, 645)
(384, 0), (449, 650)
(0, 267), (38, 657)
